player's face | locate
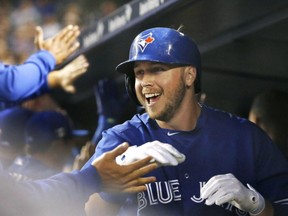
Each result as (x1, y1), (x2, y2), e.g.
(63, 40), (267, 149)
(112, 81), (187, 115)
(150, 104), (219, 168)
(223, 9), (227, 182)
(133, 61), (186, 121)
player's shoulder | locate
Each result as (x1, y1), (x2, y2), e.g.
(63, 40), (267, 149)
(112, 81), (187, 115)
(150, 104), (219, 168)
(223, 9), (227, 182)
(111, 113), (151, 130)
(203, 104), (258, 130)
(105, 113), (157, 142)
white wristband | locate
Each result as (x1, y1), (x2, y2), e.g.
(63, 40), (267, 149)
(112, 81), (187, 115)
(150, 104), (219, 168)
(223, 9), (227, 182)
(247, 184), (265, 215)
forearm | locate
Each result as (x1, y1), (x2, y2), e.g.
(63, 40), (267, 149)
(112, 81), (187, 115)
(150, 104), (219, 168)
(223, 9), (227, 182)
(0, 51), (55, 102)
(23, 165), (101, 199)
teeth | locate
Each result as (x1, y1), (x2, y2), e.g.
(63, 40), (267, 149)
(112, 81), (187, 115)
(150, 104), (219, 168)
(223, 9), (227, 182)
(145, 93), (160, 98)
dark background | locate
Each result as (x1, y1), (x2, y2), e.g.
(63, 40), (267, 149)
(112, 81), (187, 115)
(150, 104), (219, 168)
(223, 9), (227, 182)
(50, 0), (288, 133)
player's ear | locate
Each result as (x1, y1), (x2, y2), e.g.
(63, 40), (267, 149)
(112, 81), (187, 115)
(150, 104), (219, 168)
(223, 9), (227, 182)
(184, 66), (196, 87)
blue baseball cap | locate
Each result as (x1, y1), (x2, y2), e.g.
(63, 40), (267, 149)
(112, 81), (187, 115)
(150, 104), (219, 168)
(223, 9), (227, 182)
(25, 111), (88, 152)
(0, 107), (34, 148)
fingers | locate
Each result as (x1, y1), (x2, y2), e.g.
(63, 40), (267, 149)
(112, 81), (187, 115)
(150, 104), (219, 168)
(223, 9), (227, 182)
(34, 26), (43, 50)
(57, 25), (80, 43)
(125, 161), (157, 179)
(124, 175), (156, 188)
(201, 175), (226, 200)
(116, 141), (186, 166)
(203, 186), (231, 206)
(63, 55), (89, 79)
(56, 25), (80, 56)
(107, 142), (129, 159)
(152, 141), (185, 159)
(122, 176), (156, 193)
(146, 147), (178, 166)
(47, 25), (80, 64)
(112, 162), (157, 193)
(51, 25), (78, 42)
(70, 55), (89, 74)
(57, 55), (89, 93)
(201, 174), (235, 199)
(122, 185), (147, 193)
(66, 41), (81, 58)
(201, 174), (239, 206)
(124, 156), (155, 172)
(214, 193), (234, 206)
(144, 141), (186, 165)
(63, 86), (76, 93)
(159, 143), (186, 160)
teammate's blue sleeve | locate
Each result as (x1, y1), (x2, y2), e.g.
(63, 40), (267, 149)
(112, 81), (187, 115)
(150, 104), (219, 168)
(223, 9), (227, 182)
(0, 50), (56, 102)
(22, 165), (102, 199)
(0, 165), (102, 216)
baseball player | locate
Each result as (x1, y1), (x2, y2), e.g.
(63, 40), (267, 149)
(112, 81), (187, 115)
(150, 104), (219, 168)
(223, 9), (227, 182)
(83, 27), (288, 215)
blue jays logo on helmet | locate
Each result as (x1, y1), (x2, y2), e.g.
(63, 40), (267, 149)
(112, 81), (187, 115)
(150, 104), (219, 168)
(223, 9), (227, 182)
(137, 33), (155, 52)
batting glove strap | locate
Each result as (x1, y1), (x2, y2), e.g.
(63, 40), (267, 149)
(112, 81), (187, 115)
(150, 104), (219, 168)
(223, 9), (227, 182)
(246, 184), (265, 215)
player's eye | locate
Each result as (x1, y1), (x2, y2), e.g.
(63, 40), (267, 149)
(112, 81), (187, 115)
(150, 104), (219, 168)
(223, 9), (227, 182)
(134, 70), (144, 78)
(151, 66), (167, 73)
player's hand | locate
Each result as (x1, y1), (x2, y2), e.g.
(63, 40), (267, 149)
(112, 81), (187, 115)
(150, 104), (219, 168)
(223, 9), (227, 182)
(115, 140), (186, 166)
(34, 25), (80, 65)
(92, 142), (158, 193)
(47, 55), (89, 92)
(200, 173), (265, 215)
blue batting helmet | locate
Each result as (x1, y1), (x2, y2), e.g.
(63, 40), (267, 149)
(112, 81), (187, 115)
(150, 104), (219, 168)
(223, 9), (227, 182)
(115, 27), (201, 106)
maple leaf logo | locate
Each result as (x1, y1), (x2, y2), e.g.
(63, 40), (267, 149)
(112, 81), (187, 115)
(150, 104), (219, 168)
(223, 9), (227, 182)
(137, 33), (155, 52)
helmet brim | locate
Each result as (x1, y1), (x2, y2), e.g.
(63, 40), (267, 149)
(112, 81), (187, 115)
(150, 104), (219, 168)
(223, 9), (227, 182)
(115, 60), (134, 75)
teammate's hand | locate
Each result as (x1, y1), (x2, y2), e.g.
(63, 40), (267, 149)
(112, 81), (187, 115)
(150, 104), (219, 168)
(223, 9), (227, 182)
(34, 25), (80, 65)
(116, 140), (186, 166)
(47, 55), (89, 93)
(92, 142), (157, 193)
(200, 173), (265, 215)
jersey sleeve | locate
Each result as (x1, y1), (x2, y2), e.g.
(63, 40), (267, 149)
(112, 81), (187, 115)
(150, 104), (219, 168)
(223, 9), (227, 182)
(0, 50), (55, 102)
(0, 165), (102, 216)
(21, 165), (101, 215)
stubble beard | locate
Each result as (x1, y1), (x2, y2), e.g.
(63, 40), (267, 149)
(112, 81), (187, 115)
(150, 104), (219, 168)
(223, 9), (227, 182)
(145, 80), (186, 122)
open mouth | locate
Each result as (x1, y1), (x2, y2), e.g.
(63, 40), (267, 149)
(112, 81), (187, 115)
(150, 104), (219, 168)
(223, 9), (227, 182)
(145, 93), (160, 104)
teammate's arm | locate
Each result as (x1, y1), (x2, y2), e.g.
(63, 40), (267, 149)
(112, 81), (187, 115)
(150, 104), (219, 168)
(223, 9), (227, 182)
(0, 50), (55, 102)
(4, 143), (157, 215)
(0, 25), (81, 102)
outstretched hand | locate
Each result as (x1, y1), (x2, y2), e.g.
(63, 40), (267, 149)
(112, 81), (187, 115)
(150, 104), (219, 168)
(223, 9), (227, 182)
(92, 142), (158, 193)
(47, 55), (89, 92)
(34, 25), (80, 65)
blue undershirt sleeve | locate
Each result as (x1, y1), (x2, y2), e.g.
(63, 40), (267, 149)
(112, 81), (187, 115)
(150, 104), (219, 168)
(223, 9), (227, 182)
(0, 50), (55, 102)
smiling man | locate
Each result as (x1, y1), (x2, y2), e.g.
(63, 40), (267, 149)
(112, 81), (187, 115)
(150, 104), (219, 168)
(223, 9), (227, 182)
(83, 27), (288, 216)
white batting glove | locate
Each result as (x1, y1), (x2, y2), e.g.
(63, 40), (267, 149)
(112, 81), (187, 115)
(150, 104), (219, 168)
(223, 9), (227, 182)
(200, 173), (265, 215)
(116, 141), (186, 166)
